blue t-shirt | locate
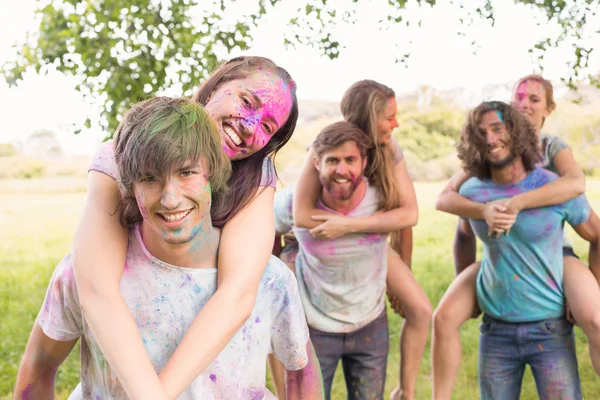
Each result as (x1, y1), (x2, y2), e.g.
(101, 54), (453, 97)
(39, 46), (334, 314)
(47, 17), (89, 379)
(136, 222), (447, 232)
(459, 167), (590, 322)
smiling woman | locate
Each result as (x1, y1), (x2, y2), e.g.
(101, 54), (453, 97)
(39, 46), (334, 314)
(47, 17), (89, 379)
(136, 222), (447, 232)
(204, 71), (293, 160)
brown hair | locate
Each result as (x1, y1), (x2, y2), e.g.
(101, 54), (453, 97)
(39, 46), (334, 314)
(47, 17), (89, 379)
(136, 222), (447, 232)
(194, 56), (298, 226)
(340, 80), (400, 212)
(458, 101), (541, 180)
(114, 97), (232, 228)
(312, 121), (373, 160)
(513, 74), (556, 126)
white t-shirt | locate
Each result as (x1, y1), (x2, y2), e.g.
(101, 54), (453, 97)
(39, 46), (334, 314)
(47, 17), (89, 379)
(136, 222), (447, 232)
(38, 225), (309, 399)
(274, 182), (388, 333)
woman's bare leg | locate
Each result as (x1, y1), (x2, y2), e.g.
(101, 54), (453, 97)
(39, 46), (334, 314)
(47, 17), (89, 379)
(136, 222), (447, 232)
(563, 255), (600, 375)
(387, 248), (432, 400)
(431, 262), (480, 400)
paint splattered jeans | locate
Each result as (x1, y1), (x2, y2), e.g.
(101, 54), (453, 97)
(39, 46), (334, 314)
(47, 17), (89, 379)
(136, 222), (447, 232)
(479, 315), (582, 400)
(309, 310), (389, 400)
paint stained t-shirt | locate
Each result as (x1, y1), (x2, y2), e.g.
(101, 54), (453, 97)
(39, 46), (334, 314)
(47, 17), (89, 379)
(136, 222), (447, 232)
(89, 140), (277, 187)
(38, 226), (309, 399)
(539, 133), (569, 174)
(274, 183), (388, 333)
(459, 168), (590, 322)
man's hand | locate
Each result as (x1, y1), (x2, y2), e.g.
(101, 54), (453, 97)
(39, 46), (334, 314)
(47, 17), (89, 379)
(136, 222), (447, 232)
(309, 215), (353, 240)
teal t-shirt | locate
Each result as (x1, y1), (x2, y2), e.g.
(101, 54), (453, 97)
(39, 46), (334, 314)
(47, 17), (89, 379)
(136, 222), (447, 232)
(459, 167), (590, 322)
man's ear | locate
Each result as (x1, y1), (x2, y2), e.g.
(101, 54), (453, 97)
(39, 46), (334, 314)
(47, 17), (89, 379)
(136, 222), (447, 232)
(361, 155), (368, 172)
(313, 155), (320, 171)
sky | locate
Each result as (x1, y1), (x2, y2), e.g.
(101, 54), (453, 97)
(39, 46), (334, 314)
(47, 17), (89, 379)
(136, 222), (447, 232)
(1, 0), (599, 154)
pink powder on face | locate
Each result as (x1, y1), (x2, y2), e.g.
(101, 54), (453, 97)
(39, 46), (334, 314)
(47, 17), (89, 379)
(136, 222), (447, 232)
(136, 193), (150, 219)
(222, 144), (236, 158)
(209, 71), (293, 160)
(237, 72), (293, 149)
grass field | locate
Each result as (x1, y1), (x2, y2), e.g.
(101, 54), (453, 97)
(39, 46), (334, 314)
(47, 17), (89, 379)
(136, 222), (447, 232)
(1, 177), (599, 399)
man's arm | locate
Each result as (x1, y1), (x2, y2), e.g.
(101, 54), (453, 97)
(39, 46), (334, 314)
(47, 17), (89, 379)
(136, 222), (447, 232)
(453, 219), (476, 275)
(572, 210), (600, 283)
(14, 322), (78, 399)
(285, 339), (324, 400)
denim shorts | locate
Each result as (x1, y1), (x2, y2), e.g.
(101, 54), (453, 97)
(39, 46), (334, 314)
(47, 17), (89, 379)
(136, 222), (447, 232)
(562, 246), (579, 259)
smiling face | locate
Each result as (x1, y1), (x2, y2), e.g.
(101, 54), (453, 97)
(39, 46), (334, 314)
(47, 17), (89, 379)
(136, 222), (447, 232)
(375, 97), (399, 144)
(204, 70), (293, 160)
(133, 160), (212, 245)
(512, 80), (550, 134)
(479, 110), (515, 169)
(314, 140), (367, 201)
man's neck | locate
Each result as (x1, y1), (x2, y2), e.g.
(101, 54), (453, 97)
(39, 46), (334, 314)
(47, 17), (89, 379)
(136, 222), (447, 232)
(140, 221), (220, 269)
(490, 157), (528, 185)
(320, 178), (367, 215)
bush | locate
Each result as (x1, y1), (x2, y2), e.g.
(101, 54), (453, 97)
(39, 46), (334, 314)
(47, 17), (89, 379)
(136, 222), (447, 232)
(0, 156), (49, 179)
(0, 143), (18, 157)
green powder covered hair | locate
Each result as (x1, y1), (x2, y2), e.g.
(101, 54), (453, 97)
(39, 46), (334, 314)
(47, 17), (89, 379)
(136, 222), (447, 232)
(114, 96), (232, 227)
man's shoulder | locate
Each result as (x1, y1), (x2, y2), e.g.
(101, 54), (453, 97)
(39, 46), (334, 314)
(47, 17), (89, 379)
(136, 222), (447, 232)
(50, 252), (76, 285)
(275, 185), (295, 208)
(524, 167), (558, 188)
(260, 255), (295, 287)
(254, 256), (301, 313)
(274, 186), (296, 234)
(458, 176), (486, 196)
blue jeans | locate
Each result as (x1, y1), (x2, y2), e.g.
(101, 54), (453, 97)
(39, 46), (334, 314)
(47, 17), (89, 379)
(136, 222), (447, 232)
(479, 315), (581, 400)
(309, 311), (389, 400)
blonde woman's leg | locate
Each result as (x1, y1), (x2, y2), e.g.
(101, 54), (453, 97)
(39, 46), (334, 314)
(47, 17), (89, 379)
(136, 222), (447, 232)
(431, 262), (480, 400)
(563, 253), (600, 375)
(387, 248), (432, 400)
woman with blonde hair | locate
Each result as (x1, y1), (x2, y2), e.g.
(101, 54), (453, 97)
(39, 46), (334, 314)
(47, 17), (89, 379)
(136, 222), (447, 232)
(432, 74), (600, 399)
(294, 79), (432, 400)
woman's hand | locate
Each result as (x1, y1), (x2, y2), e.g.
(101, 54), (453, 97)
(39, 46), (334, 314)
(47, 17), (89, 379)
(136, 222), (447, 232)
(309, 215), (354, 240)
(484, 197), (523, 237)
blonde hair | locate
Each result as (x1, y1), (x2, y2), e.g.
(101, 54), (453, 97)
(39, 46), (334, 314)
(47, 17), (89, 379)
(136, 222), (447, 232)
(513, 74), (556, 127)
(340, 80), (400, 212)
